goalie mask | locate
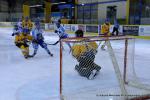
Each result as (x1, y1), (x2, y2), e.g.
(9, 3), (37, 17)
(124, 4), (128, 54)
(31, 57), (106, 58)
(75, 29), (84, 37)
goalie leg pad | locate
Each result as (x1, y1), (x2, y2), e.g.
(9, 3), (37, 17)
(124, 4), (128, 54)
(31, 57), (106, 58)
(93, 63), (101, 72)
(79, 50), (95, 64)
(76, 50), (101, 79)
(77, 58), (95, 78)
(75, 66), (91, 78)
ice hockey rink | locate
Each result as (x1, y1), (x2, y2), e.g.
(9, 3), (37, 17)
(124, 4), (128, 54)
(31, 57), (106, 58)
(0, 27), (150, 100)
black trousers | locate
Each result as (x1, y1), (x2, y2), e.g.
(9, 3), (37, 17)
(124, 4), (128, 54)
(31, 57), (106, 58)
(112, 27), (119, 36)
(15, 42), (28, 48)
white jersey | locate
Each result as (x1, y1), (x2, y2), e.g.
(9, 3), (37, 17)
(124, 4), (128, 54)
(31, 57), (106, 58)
(13, 28), (20, 35)
(17, 22), (22, 28)
(32, 28), (43, 40)
(56, 25), (68, 38)
(17, 21), (22, 33)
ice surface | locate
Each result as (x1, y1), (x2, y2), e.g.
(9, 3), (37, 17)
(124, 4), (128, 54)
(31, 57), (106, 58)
(0, 28), (150, 100)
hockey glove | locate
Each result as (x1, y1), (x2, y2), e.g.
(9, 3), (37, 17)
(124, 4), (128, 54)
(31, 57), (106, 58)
(54, 30), (58, 33)
(12, 33), (15, 36)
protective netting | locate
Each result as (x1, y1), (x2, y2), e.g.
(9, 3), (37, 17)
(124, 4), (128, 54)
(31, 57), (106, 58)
(125, 38), (150, 100)
(60, 36), (150, 100)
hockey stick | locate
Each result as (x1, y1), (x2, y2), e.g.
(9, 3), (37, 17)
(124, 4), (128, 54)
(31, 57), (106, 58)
(46, 34), (60, 45)
(47, 40), (60, 45)
(46, 30), (61, 45)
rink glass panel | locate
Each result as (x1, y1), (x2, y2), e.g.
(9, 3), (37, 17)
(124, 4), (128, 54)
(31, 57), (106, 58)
(59, 36), (150, 100)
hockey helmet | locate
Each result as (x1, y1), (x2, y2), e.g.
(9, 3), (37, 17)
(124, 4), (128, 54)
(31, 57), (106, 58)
(75, 29), (84, 37)
(14, 24), (18, 28)
(18, 18), (22, 22)
(105, 18), (110, 24)
(25, 16), (29, 21)
(58, 19), (61, 24)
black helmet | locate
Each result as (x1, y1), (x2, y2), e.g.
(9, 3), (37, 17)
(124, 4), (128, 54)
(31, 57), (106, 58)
(58, 19), (61, 24)
(14, 24), (18, 28)
(75, 29), (84, 37)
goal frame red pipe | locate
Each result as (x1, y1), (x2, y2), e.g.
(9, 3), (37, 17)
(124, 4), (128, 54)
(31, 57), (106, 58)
(59, 36), (150, 100)
(59, 36), (131, 98)
(60, 40), (63, 96)
(124, 38), (128, 84)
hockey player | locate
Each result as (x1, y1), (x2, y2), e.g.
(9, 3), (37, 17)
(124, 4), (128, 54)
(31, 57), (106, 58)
(54, 20), (71, 49)
(100, 19), (111, 50)
(12, 18), (23, 36)
(112, 19), (120, 36)
(15, 28), (33, 59)
(22, 17), (33, 34)
(12, 25), (20, 36)
(17, 18), (23, 34)
(71, 29), (101, 80)
(31, 21), (53, 57)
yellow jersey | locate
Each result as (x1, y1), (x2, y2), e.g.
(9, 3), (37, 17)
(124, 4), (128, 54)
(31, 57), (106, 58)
(72, 39), (98, 59)
(15, 33), (32, 43)
(22, 19), (33, 30)
(101, 23), (111, 36)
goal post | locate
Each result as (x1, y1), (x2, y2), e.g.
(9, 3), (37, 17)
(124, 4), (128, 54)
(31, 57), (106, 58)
(59, 36), (150, 100)
(106, 40), (128, 100)
(123, 36), (150, 100)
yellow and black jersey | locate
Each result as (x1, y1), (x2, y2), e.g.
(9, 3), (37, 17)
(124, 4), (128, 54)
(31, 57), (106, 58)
(15, 33), (32, 43)
(72, 39), (98, 59)
(101, 23), (111, 36)
(22, 19), (33, 30)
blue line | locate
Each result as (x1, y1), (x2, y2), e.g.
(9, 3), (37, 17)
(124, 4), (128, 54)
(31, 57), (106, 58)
(77, 0), (127, 6)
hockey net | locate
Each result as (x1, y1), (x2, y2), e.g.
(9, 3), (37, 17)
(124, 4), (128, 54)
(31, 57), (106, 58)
(59, 36), (150, 100)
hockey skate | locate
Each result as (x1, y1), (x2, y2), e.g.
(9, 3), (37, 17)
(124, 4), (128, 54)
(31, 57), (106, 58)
(75, 65), (80, 70)
(24, 56), (28, 59)
(49, 53), (53, 57)
(30, 52), (36, 57)
(24, 55), (33, 59)
(88, 69), (98, 80)
(101, 45), (106, 50)
(27, 55), (34, 58)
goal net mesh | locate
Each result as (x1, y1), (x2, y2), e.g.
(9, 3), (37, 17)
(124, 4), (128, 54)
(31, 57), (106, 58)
(60, 36), (150, 100)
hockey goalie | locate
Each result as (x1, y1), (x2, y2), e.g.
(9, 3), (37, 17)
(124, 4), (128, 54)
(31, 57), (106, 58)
(71, 29), (101, 80)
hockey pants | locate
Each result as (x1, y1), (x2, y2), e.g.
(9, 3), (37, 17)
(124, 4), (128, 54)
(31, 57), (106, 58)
(20, 44), (29, 58)
(32, 40), (51, 55)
